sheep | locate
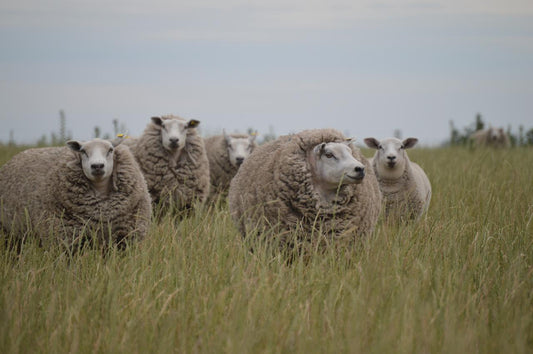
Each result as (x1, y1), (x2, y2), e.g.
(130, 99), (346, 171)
(124, 115), (210, 213)
(364, 137), (431, 222)
(0, 138), (152, 248)
(204, 130), (257, 199)
(470, 127), (510, 148)
(228, 129), (382, 250)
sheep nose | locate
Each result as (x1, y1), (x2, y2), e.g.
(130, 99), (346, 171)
(355, 166), (365, 178)
(236, 157), (244, 166)
(387, 155), (396, 161)
(91, 163), (104, 170)
(169, 138), (179, 145)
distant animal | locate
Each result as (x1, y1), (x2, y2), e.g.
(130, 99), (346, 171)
(228, 129), (382, 250)
(470, 127), (510, 148)
(0, 138), (152, 248)
(204, 130), (257, 199)
(364, 137), (431, 222)
(124, 115), (210, 214)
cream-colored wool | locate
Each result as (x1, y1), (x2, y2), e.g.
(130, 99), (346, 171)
(228, 129), (381, 249)
(0, 141), (152, 247)
(125, 115), (210, 213)
(204, 133), (257, 199)
(470, 127), (510, 148)
(364, 137), (431, 222)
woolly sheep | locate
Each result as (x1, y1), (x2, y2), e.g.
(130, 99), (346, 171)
(204, 130), (257, 199)
(124, 115), (210, 213)
(364, 137), (431, 222)
(470, 127), (510, 148)
(228, 129), (382, 249)
(0, 138), (152, 247)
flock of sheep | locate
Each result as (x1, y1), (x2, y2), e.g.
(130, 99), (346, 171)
(0, 115), (435, 251)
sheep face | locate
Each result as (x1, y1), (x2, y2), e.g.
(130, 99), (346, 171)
(488, 127), (506, 144)
(67, 139), (116, 183)
(489, 128), (500, 142)
(310, 142), (365, 191)
(364, 137), (418, 179)
(151, 117), (200, 153)
(224, 131), (256, 167)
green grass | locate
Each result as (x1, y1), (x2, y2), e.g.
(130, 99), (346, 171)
(1, 146), (532, 353)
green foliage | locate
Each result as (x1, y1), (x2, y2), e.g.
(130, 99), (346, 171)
(1, 146), (532, 353)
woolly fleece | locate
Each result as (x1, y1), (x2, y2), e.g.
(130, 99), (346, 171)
(371, 156), (431, 221)
(125, 116), (210, 211)
(204, 134), (257, 198)
(228, 129), (381, 247)
(0, 145), (152, 247)
(470, 128), (510, 148)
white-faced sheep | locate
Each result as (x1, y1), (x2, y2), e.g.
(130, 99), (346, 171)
(0, 138), (152, 247)
(204, 130), (257, 199)
(470, 127), (510, 148)
(364, 137), (431, 222)
(228, 129), (382, 250)
(124, 115), (210, 213)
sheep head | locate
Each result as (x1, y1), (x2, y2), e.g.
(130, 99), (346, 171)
(308, 141), (365, 194)
(151, 116), (200, 153)
(223, 130), (257, 167)
(67, 138), (120, 193)
(364, 137), (418, 179)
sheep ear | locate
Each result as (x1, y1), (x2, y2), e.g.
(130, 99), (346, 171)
(151, 117), (163, 126)
(343, 137), (356, 146)
(249, 131), (258, 143)
(112, 135), (125, 147)
(187, 119), (200, 128)
(364, 138), (380, 149)
(315, 143), (327, 156)
(402, 138), (418, 149)
(223, 130), (234, 146)
(66, 140), (82, 152)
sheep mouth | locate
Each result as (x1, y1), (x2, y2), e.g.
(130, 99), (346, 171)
(345, 173), (364, 183)
(387, 162), (396, 168)
(91, 170), (105, 177)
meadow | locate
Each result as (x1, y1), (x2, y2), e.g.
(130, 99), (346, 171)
(1, 145), (532, 353)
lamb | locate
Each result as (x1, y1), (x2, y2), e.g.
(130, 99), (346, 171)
(364, 137), (431, 222)
(228, 129), (382, 249)
(0, 138), (152, 247)
(470, 127), (510, 148)
(124, 115), (210, 213)
(204, 130), (257, 199)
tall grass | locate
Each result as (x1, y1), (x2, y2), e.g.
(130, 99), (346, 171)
(1, 146), (532, 353)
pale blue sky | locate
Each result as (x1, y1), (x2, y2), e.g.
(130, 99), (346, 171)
(1, 0), (532, 145)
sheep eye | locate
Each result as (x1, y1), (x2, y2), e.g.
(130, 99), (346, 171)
(107, 148), (114, 155)
(324, 152), (335, 159)
(80, 149), (88, 156)
(400, 145), (405, 150)
(378, 145), (383, 150)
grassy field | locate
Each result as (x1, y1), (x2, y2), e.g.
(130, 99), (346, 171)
(1, 145), (532, 353)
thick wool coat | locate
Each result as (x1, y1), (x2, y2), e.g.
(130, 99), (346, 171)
(204, 134), (256, 198)
(0, 145), (152, 247)
(228, 129), (382, 248)
(125, 120), (210, 212)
